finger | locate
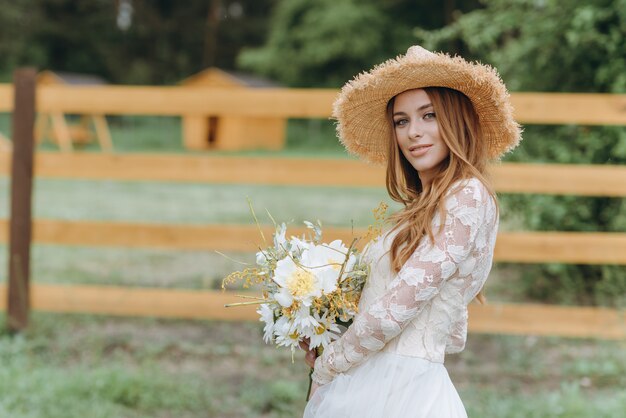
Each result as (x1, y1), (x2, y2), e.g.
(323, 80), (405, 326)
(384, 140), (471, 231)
(305, 351), (316, 368)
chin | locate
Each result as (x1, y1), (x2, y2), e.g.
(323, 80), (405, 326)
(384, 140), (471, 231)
(408, 160), (435, 173)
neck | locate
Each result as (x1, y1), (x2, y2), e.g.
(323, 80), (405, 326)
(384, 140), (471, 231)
(418, 170), (435, 187)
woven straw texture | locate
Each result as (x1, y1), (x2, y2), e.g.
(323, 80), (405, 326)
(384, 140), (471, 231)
(332, 46), (522, 164)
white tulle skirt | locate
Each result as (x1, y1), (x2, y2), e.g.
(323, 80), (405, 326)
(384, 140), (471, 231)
(303, 352), (467, 418)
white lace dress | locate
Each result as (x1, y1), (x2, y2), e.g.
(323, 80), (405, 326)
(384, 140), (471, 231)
(304, 178), (499, 418)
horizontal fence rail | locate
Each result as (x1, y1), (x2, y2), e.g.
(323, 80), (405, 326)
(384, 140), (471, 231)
(1, 220), (626, 265)
(0, 284), (623, 340)
(1, 85), (626, 125)
(1, 153), (625, 196)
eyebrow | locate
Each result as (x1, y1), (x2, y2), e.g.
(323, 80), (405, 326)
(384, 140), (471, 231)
(393, 103), (433, 117)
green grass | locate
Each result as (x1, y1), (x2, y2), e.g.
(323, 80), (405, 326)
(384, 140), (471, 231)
(0, 313), (624, 418)
(463, 386), (626, 418)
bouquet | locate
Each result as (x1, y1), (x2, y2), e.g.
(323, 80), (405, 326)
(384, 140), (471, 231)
(222, 220), (371, 356)
(222, 203), (386, 399)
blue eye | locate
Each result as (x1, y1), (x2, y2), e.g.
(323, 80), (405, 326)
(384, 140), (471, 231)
(394, 119), (408, 127)
(424, 112), (436, 120)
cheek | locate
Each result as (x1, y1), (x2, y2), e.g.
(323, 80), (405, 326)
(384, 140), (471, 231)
(441, 141), (450, 157)
(394, 127), (403, 140)
(437, 143), (451, 162)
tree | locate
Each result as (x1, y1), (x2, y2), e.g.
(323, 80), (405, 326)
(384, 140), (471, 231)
(237, 0), (482, 87)
(237, 0), (389, 87)
(0, 0), (274, 84)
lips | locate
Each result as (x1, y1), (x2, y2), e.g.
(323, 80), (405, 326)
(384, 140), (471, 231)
(408, 144), (433, 152)
(408, 144), (433, 156)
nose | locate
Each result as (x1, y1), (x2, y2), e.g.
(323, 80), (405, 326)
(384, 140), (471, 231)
(408, 121), (423, 139)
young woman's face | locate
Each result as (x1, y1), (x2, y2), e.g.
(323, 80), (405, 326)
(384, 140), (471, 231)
(392, 89), (450, 186)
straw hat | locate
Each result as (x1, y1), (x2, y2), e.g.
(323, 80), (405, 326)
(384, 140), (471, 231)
(333, 45), (522, 164)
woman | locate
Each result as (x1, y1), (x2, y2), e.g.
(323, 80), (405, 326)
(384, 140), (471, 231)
(302, 46), (522, 417)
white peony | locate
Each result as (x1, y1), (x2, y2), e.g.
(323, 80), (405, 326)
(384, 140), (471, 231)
(307, 240), (356, 284)
(272, 244), (341, 307)
(289, 236), (310, 254)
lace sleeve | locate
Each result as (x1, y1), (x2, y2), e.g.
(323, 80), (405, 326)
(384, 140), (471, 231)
(312, 181), (488, 385)
(445, 313), (467, 354)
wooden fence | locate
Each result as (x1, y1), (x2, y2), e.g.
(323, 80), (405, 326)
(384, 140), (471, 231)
(0, 84), (625, 339)
(1, 85), (626, 124)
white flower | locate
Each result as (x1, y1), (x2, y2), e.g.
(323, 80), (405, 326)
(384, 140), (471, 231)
(292, 304), (319, 330)
(257, 303), (276, 343)
(289, 236), (310, 254)
(256, 250), (269, 267)
(304, 311), (341, 349)
(307, 240), (355, 289)
(272, 246), (339, 307)
(274, 223), (288, 250)
(273, 316), (301, 351)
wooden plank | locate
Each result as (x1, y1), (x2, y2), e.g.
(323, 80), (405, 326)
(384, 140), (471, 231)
(92, 115), (114, 151)
(0, 85), (335, 117)
(7, 68), (37, 332)
(494, 232), (626, 264)
(490, 163), (626, 197)
(0, 284), (622, 339)
(467, 303), (625, 340)
(0, 220), (361, 252)
(0, 153), (624, 197)
(1, 220), (625, 264)
(0, 84), (10, 111)
(30, 284), (258, 321)
(0, 152), (385, 187)
(1, 85), (626, 124)
(511, 93), (626, 125)
(51, 112), (73, 152)
(0, 132), (11, 151)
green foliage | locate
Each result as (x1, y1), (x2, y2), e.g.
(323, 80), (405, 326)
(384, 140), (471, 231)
(238, 0), (390, 87)
(237, 0), (485, 87)
(416, 0), (626, 306)
(0, 0), (273, 84)
(416, 0), (626, 93)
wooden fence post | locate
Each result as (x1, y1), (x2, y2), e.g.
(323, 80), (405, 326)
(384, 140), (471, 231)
(6, 68), (36, 332)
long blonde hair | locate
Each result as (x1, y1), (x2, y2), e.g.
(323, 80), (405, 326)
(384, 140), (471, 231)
(386, 87), (498, 303)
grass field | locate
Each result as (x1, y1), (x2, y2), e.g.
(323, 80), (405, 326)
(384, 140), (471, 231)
(1, 313), (624, 418)
(1, 114), (625, 417)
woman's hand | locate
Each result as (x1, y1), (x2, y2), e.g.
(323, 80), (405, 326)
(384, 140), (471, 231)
(300, 338), (323, 399)
(299, 338), (318, 369)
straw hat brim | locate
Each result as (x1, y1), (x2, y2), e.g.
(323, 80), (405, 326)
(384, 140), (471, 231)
(332, 47), (522, 164)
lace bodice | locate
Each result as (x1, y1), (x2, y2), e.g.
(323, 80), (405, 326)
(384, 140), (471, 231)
(312, 178), (499, 385)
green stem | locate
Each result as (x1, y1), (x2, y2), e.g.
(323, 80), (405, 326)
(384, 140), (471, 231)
(306, 367), (314, 402)
(224, 300), (266, 307)
(305, 346), (321, 402)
